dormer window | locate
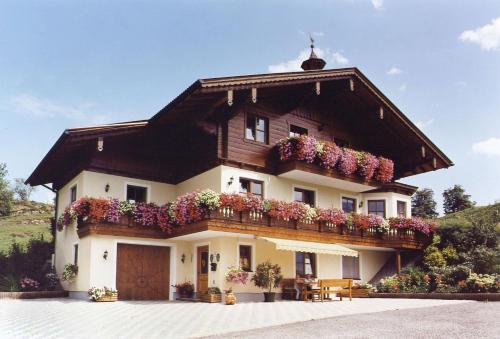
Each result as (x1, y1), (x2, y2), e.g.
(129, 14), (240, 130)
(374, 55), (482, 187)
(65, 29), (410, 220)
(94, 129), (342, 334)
(245, 115), (268, 143)
(289, 125), (308, 137)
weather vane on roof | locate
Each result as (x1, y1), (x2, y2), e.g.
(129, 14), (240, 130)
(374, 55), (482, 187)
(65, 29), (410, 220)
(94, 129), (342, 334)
(309, 34), (315, 49)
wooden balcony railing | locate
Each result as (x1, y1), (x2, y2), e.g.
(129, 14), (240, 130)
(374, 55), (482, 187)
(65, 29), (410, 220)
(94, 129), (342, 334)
(77, 209), (430, 250)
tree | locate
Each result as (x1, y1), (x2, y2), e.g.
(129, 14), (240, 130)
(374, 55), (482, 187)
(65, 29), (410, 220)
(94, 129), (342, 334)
(443, 185), (474, 215)
(13, 178), (35, 201)
(0, 163), (13, 216)
(411, 188), (438, 218)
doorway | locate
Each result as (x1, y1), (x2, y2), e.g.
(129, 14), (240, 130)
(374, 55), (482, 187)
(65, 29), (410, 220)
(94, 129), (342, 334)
(196, 245), (209, 294)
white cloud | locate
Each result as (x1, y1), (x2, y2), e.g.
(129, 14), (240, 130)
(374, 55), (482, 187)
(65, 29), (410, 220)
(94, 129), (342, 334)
(331, 52), (349, 65)
(268, 48), (349, 73)
(371, 0), (383, 10)
(387, 67), (403, 75)
(459, 17), (500, 51)
(399, 84), (407, 92)
(10, 94), (111, 124)
(472, 137), (500, 156)
(415, 118), (434, 129)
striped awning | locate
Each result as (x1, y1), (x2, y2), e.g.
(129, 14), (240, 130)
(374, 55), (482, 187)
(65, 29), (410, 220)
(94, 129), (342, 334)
(259, 237), (358, 257)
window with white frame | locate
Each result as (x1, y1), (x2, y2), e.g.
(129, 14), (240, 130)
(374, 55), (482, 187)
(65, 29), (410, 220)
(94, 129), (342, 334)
(126, 184), (147, 203)
(70, 185), (77, 203)
(238, 244), (253, 272)
(397, 201), (407, 218)
(342, 255), (360, 279)
(342, 197), (356, 213)
(368, 200), (386, 217)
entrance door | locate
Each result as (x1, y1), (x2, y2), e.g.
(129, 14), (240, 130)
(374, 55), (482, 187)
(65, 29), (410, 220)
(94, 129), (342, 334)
(116, 244), (170, 300)
(197, 245), (209, 293)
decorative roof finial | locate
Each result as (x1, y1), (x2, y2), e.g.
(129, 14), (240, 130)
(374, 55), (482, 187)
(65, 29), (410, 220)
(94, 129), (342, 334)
(301, 34), (326, 71)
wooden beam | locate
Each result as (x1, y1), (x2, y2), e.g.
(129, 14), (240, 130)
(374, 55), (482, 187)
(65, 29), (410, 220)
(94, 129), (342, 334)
(315, 81), (321, 95)
(396, 250), (401, 274)
(349, 78), (355, 91)
(251, 87), (257, 103)
(379, 106), (384, 120)
(227, 90), (233, 106)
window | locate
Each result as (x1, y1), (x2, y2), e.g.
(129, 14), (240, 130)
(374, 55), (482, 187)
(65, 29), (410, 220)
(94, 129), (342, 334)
(397, 201), (407, 218)
(126, 185), (147, 203)
(294, 188), (315, 207)
(334, 137), (349, 148)
(289, 125), (308, 137)
(239, 178), (263, 198)
(70, 185), (77, 203)
(73, 244), (79, 265)
(342, 256), (360, 279)
(342, 197), (356, 213)
(239, 245), (253, 272)
(368, 200), (386, 217)
(296, 252), (316, 278)
(245, 115), (268, 143)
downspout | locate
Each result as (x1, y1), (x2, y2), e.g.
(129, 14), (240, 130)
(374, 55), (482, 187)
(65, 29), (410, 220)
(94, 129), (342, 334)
(42, 184), (58, 269)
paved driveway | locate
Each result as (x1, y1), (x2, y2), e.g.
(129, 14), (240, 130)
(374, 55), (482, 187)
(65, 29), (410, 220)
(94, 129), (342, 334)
(0, 298), (472, 338)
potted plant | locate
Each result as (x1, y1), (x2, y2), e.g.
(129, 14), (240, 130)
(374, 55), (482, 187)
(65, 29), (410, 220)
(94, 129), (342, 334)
(172, 281), (194, 299)
(350, 282), (374, 298)
(252, 260), (283, 302)
(224, 266), (249, 305)
(88, 286), (118, 302)
(61, 263), (78, 283)
(199, 287), (222, 303)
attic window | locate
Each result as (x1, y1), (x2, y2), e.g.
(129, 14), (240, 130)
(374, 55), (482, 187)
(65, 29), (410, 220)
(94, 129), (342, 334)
(245, 115), (268, 143)
(289, 125), (308, 137)
(334, 137), (349, 148)
(70, 185), (77, 203)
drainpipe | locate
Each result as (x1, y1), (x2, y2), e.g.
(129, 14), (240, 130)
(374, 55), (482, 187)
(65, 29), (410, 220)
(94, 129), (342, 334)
(42, 184), (58, 269)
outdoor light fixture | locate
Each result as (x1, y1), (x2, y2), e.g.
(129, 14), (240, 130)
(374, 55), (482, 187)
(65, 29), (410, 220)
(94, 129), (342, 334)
(216, 253), (220, 262)
(105, 183), (110, 192)
(358, 201), (364, 209)
(227, 176), (234, 187)
(97, 137), (104, 152)
(210, 254), (214, 263)
(103, 250), (108, 260)
(181, 253), (186, 263)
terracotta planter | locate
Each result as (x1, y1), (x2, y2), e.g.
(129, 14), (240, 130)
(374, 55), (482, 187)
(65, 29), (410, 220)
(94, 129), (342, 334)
(224, 292), (236, 305)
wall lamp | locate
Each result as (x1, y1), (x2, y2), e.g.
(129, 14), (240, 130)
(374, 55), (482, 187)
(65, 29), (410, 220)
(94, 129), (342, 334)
(227, 176), (234, 187)
(105, 183), (110, 192)
(103, 250), (109, 260)
(181, 253), (186, 263)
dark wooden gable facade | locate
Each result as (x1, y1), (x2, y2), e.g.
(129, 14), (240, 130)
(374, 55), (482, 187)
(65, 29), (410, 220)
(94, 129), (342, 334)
(27, 68), (453, 190)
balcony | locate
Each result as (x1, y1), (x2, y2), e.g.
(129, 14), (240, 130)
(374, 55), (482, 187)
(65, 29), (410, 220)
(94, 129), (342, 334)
(275, 136), (394, 192)
(77, 211), (429, 250)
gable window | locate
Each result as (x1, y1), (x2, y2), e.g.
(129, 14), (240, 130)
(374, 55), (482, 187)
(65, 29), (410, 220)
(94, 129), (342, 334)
(126, 185), (147, 203)
(368, 200), (386, 217)
(239, 178), (263, 198)
(73, 244), (79, 265)
(397, 201), (407, 218)
(239, 245), (253, 272)
(296, 252), (316, 278)
(334, 137), (349, 148)
(342, 197), (356, 213)
(342, 255), (360, 279)
(70, 185), (77, 203)
(245, 115), (268, 143)
(294, 188), (315, 207)
(289, 125), (308, 137)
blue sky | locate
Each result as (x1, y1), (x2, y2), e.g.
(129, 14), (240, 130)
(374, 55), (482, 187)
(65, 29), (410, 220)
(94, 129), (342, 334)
(0, 0), (499, 213)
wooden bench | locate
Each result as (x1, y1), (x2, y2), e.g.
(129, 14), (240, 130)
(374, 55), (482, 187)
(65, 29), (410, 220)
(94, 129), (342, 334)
(319, 279), (353, 302)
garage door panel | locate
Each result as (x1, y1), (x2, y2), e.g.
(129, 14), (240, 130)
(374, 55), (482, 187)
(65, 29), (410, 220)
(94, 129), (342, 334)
(116, 244), (170, 300)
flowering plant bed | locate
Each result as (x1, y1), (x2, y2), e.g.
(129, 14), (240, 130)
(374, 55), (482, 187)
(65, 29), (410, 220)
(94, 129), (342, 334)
(0, 290), (68, 300)
(199, 287), (222, 303)
(58, 191), (436, 238)
(277, 136), (394, 183)
(370, 292), (500, 301)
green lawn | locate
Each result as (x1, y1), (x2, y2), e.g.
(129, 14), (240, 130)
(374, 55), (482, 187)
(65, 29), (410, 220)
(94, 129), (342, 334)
(0, 213), (53, 254)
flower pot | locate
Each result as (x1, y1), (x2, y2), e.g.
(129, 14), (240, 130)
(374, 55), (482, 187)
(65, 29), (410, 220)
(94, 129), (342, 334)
(263, 292), (276, 302)
(96, 294), (118, 302)
(200, 293), (222, 303)
(225, 292), (236, 305)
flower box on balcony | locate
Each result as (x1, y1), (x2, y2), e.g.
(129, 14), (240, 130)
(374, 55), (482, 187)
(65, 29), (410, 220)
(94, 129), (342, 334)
(241, 211), (269, 226)
(296, 220), (320, 231)
(270, 218), (296, 229)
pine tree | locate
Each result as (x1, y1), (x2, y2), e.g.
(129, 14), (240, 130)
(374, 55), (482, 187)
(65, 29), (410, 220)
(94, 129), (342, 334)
(411, 188), (438, 218)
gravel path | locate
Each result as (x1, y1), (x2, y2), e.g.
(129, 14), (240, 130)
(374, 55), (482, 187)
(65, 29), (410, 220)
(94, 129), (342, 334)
(208, 301), (500, 339)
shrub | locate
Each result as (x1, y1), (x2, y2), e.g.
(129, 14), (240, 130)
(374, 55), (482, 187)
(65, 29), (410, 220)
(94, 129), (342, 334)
(0, 274), (20, 292)
(19, 277), (40, 291)
(62, 263), (78, 283)
(252, 261), (283, 293)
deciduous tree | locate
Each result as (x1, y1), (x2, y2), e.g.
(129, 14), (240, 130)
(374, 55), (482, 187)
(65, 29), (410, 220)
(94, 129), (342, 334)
(443, 185), (474, 215)
(411, 188), (438, 218)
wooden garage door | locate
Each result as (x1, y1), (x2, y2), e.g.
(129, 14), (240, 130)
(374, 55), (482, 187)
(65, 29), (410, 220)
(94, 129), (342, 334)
(116, 244), (170, 300)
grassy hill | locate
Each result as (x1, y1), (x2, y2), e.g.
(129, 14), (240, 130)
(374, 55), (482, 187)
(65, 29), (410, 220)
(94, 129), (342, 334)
(438, 202), (500, 226)
(0, 201), (54, 254)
